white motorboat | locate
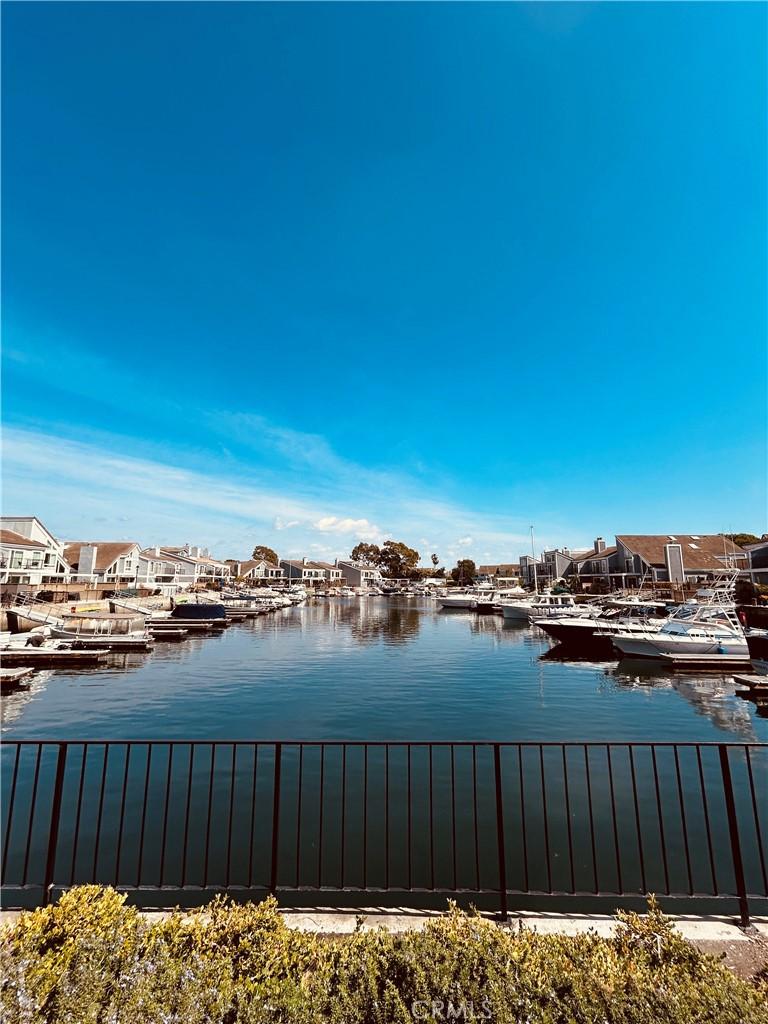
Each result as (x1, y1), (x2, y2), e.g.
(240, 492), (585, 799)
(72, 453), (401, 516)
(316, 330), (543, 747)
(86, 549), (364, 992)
(437, 587), (497, 610)
(535, 599), (670, 652)
(607, 604), (747, 659)
(501, 594), (577, 621)
(48, 625), (154, 652)
(525, 594), (579, 622)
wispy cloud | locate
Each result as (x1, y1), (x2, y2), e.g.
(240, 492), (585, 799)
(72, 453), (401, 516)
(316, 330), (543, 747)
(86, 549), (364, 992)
(2, 422), (540, 563)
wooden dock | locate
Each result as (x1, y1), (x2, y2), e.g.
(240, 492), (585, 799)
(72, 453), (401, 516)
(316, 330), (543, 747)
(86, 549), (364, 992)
(733, 673), (768, 694)
(0, 647), (110, 667)
(147, 619), (216, 633)
(658, 653), (753, 672)
(150, 628), (188, 642)
(0, 666), (36, 691)
(65, 636), (154, 653)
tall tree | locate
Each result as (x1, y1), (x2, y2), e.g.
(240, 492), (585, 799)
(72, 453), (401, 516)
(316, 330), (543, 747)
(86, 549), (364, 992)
(724, 533), (761, 548)
(252, 545), (279, 565)
(451, 559), (477, 585)
(431, 553), (440, 569)
(378, 540), (420, 579)
(350, 542), (381, 565)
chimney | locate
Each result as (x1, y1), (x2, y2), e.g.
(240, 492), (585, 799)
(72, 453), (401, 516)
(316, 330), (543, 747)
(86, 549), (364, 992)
(78, 544), (98, 577)
(595, 537), (606, 553)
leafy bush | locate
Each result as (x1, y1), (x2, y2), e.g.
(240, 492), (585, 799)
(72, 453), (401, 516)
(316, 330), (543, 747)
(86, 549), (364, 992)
(2, 887), (766, 1023)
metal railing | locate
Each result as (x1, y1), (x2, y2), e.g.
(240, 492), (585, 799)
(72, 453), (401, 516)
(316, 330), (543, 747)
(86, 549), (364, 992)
(2, 741), (766, 922)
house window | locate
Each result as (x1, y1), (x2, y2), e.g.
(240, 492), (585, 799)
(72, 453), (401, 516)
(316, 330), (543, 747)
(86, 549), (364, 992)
(10, 551), (23, 569)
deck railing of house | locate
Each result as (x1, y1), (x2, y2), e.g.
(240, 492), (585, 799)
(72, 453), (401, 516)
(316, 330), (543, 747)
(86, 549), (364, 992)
(2, 741), (766, 922)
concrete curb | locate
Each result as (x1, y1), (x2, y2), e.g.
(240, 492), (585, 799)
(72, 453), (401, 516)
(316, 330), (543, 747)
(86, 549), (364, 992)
(1, 907), (766, 941)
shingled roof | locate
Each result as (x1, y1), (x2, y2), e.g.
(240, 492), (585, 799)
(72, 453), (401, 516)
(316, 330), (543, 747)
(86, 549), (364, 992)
(64, 541), (139, 572)
(616, 535), (745, 571)
(0, 529), (47, 549)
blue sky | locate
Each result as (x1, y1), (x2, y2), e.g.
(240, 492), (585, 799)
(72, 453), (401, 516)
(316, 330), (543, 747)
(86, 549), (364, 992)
(2, 2), (766, 564)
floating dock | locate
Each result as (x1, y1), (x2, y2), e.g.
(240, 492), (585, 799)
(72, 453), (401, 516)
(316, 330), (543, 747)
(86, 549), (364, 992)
(0, 666), (36, 691)
(150, 628), (188, 642)
(0, 647), (110, 667)
(658, 653), (752, 672)
(64, 636), (154, 653)
(147, 619), (217, 633)
(733, 673), (768, 694)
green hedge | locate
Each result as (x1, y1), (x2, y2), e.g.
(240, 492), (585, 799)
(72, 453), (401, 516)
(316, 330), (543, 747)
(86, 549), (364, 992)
(1, 887), (766, 1023)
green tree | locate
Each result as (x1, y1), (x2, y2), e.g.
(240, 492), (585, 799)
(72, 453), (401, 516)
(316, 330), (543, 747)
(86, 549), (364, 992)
(431, 553), (439, 569)
(252, 545), (279, 565)
(378, 540), (420, 579)
(723, 533), (761, 548)
(451, 558), (476, 585)
(350, 542), (381, 565)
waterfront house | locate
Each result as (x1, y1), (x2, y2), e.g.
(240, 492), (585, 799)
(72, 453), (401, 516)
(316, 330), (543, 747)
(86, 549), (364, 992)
(613, 535), (747, 586)
(572, 538), (620, 589)
(336, 560), (384, 589)
(64, 541), (143, 585)
(142, 545), (231, 587)
(0, 516), (71, 586)
(307, 560), (344, 584)
(477, 564), (520, 585)
(137, 550), (189, 591)
(280, 558), (327, 584)
(229, 559), (285, 582)
(741, 539), (768, 585)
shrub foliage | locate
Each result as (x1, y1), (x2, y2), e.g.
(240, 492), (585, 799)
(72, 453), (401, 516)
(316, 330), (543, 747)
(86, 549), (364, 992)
(1, 887), (766, 1023)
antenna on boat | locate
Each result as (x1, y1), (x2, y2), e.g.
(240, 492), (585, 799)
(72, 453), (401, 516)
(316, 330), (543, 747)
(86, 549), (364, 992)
(530, 525), (538, 595)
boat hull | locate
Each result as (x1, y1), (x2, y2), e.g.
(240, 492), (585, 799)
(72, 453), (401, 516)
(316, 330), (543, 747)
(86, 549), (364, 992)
(501, 604), (531, 620)
(609, 633), (748, 659)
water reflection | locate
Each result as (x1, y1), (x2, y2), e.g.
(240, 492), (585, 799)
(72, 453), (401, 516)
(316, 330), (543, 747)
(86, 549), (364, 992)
(3, 599), (767, 743)
(607, 659), (758, 741)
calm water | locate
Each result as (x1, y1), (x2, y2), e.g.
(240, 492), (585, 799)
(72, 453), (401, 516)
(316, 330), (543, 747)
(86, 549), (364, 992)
(3, 598), (766, 742)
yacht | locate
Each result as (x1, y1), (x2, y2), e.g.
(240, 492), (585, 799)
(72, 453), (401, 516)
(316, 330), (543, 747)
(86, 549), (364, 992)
(537, 599), (669, 647)
(501, 593), (577, 621)
(437, 588), (491, 610)
(606, 603), (747, 659)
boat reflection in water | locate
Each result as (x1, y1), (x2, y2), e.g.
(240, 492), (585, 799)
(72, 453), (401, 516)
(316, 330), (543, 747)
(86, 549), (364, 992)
(607, 658), (760, 739)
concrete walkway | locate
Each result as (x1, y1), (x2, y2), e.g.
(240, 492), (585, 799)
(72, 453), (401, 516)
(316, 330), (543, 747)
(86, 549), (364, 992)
(1, 907), (766, 941)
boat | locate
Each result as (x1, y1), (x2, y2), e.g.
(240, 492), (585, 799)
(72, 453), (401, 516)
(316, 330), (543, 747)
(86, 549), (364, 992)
(501, 594), (577, 621)
(535, 599), (670, 654)
(606, 604), (747, 659)
(48, 626), (154, 652)
(746, 629), (768, 675)
(525, 594), (579, 622)
(168, 602), (229, 626)
(437, 586), (494, 610)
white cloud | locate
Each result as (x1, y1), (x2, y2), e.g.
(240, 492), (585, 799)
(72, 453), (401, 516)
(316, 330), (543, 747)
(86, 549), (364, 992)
(312, 516), (383, 541)
(273, 516), (301, 530)
(2, 423), (537, 563)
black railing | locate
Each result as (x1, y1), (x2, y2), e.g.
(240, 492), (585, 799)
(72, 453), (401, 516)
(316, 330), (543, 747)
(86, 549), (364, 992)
(1, 741), (766, 923)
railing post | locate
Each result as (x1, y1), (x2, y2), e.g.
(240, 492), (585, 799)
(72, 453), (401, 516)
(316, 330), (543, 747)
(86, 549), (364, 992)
(718, 745), (750, 928)
(269, 743), (283, 895)
(42, 743), (67, 907)
(493, 744), (508, 921)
